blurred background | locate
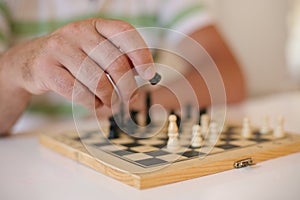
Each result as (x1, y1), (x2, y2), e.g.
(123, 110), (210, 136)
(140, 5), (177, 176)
(205, 0), (300, 97)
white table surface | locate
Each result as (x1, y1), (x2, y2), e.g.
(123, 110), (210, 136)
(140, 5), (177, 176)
(1, 91), (300, 200)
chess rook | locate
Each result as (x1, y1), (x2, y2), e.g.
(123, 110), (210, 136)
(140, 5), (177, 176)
(167, 115), (180, 150)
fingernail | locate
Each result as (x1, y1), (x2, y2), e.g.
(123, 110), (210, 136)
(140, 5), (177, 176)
(144, 65), (155, 80)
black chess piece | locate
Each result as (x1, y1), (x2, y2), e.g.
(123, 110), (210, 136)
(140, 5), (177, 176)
(126, 110), (139, 135)
(108, 116), (120, 139)
(145, 91), (151, 125)
(149, 72), (161, 85)
(200, 107), (207, 116)
(130, 109), (139, 125)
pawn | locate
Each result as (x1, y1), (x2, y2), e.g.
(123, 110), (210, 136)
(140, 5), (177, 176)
(274, 116), (285, 138)
(167, 115), (180, 150)
(170, 110), (181, 133)
(209, 121), (219, 143)
(198, 108), (207, 125)
(200, 114), (209, 137)
(260, 115), (271, 134)
(242, 117), (252, 138)
(191, 125), (203, 148)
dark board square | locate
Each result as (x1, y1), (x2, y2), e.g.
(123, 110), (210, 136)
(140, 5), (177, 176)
(122, 142), (143, 148)
(153, 143), (167, 149)
(250, 138), (270, 143)
(92, 142), (110, 147)
(222, 131), (236, 136)
(126, 149), (139, 153)
(135, 158), (168, 167)
(72, 137), (81, 141)
(216, 143), (240, 150)
(220, 137), (238, 142)
(180, 150), (203, 158)
(111, 150), (133, 156)
(253, 130), (262, 136)
(145, 150), (169, 157)
(157, 137), (168, 141)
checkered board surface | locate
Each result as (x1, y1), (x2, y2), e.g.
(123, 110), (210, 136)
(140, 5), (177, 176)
(73, 120), (280, 169)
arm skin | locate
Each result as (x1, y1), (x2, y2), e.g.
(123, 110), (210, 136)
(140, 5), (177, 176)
(132, 25), (247, 110)
(0, 18), (156, 135)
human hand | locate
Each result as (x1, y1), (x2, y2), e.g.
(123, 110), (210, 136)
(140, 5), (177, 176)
(0, 18), (155, 113)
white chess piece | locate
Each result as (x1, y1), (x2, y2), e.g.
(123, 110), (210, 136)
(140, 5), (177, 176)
(274, 116), (285, 138)
(260, 115), (271, 134)
(209, 121), (219, 143)
(201, 114), (209, 137)
(167, 115), (180, 150)
(191, 124), (203, 148)
(242, 117), (252, 138)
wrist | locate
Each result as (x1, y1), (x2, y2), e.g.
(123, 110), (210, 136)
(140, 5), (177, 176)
(0, 51), (31, 96)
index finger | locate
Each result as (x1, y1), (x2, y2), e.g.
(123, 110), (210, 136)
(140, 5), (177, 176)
(94, 18), (156, 80)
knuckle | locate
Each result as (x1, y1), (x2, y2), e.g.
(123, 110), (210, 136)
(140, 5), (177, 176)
(60, 21), (82, 35)
(52, 75), (74, 96)
(45, 34), (65, 50)
(116, 21), (135, 32)
(60, 81), (74, 96)
(73, 52), (87, 70)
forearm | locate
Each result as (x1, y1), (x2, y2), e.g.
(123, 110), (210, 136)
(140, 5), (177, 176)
(145, 25), (246, 109)
(0, 54), (31, 135)
(0, 83), (31, 135)
(189, 25), (246, 103)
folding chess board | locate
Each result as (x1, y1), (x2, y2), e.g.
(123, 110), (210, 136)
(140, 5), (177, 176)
(39, 119), (300, 189)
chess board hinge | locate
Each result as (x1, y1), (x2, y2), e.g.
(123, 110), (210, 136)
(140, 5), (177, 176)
(233, 158), (254, 169)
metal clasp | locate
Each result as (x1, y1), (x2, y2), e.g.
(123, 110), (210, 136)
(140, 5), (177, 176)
(234, 158), (254, 168)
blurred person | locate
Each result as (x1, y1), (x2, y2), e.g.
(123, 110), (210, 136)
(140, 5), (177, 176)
(0, 0), (245, 135)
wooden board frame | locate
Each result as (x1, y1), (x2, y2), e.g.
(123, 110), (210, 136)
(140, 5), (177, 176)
(39, 128), (300, 189)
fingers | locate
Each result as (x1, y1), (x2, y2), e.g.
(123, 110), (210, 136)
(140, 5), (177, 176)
(94, 18), (156, 80)
(51, 41), (118, 106)
(53, 36), (136, 103)
(59, 27), (138, 102)
(43, 66), (102, 109)
(41, 18), (153, 109)
(85, 34), (139, 102)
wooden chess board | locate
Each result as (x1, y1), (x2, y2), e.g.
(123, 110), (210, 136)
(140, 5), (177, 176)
(39, 119), (300, 189)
